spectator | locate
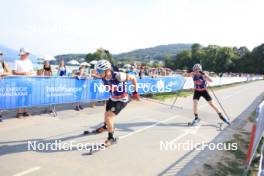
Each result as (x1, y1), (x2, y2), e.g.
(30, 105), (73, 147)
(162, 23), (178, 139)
(126, 66), (137, 77)
(43, 60), (52, 76)
(57, 60), (66, 76)
(90, 69), (106, 108)
(74, 66), (85, 111)
(0, 52), (11, 77)
(12, 48), (34, 118)
(0, 51), (12, 122)
(139, 66), (144, 79)
(144, 67), (149, 76)
(41, 59), (53, 113)
(36, 69), (44, 76)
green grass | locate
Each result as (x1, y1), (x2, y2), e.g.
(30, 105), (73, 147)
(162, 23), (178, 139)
(198, 98), (264, 176)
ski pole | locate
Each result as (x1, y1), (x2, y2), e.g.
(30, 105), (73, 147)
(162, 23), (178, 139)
(170, 77), (186, 109)
(209, 86), (230, 120)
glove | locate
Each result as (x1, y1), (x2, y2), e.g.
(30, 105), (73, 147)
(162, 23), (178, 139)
(131, 91), (140, 101)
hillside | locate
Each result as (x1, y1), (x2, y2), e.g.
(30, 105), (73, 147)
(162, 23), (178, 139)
(54, 54), (86, 63)
(54, 43), (193, 62)
(113, 43), (192, 61)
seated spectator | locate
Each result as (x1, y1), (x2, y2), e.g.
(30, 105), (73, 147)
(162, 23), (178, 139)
(0, 51), (12, 122)
(12, 48), (34, 118)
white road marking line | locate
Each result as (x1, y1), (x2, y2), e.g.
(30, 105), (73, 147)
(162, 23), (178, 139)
(169, 125), (202, 144)
(119, 115), (181, 139)
(13, 166), (41, 176)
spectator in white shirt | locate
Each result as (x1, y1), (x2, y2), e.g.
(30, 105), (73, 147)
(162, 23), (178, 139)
(12, 48), (34, 118)
(13, 48), (34, 76)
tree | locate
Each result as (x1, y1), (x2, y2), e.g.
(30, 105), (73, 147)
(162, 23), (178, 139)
(248, 44), (264, 74)
(85, 48), (115, 64)
(174, 50), (192, 70)
(85, 53), (97, 62)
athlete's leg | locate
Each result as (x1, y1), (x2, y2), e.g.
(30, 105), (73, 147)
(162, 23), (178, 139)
(105, 111), (115, 139)
(193, 91), (201, 120)
(193, 99), (199, 115)
(208, 100), (221, 113)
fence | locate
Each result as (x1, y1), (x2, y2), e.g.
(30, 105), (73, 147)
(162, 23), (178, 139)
(0, 75), (185, 110)
(245, 101), (264, 175)
(0, 75), (262, 110)
(183, 76), (263, 89)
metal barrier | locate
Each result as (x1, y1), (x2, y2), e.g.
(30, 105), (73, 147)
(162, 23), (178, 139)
(0, 75), (185, 110)
(183, 76), (263, 90)
(245, 101), (264, 174)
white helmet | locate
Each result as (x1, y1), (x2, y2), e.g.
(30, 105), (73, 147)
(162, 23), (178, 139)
(193, 64), (202, 71)
(96, 60), (111, 70)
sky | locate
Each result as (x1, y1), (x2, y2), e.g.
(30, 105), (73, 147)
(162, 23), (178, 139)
(0, 0), (264, 56)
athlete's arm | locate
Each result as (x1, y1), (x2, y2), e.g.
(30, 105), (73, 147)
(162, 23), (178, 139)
(203, 72), (213, 82)
(127, 74), (140, 100)
(91, 70), (103, 78)
(116, 72), (140, 100)
(185, 69), (194, 77)
(126, 74), (138, 92)
(115, 72), (137, 90)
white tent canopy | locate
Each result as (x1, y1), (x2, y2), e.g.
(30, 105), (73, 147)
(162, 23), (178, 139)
(89, 60), (98, 65)
(79, 58), (85, 62)
(38, 55), (56, 61)
(124, 64), (131, 68)
(67, 60), (80, 65)
(44, 55), (56, 61)
(80, 62), (91, 67)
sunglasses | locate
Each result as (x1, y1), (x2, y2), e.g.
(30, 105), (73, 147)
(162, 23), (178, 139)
(97, 69), (105, 74)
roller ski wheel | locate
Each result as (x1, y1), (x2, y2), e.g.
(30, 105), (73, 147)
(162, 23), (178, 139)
(188, 118), (201, 126)
(105, 137), (119, 147)
(83, 130), (93, 135)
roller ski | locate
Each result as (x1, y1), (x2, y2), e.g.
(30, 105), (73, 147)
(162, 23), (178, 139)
(86, 137), (119, 155)
(83, 124), (107, 135)
(188, 117), (200, 126)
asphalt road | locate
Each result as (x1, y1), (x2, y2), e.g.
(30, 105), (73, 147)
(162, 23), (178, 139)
(0, 80), (263, 176)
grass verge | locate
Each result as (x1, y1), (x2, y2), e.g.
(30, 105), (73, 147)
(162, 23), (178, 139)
(195, 108), (264, 176)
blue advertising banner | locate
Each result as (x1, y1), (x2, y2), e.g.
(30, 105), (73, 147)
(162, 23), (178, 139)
(0, 76), (185, 109)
